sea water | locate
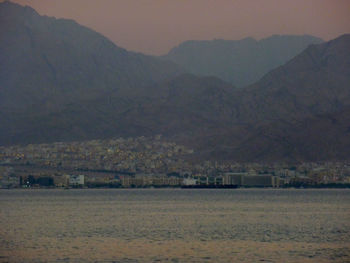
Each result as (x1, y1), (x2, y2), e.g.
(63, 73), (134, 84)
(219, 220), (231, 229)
(0, 189), (349, 262)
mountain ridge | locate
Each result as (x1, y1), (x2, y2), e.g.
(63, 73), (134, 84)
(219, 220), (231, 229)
(0, 1), (184, 111)
(163, 34), (324, 87)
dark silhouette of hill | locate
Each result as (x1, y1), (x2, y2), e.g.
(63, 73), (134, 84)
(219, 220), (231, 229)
(163, 35), (323, 87)
(199, 106), (350, 162)
(119, 74), (237, 138)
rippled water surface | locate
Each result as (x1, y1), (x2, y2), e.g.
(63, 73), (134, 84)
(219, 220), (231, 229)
(0, 189), (349, 262)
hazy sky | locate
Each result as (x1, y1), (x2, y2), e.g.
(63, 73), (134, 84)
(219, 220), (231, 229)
(7, 0), (350, 55)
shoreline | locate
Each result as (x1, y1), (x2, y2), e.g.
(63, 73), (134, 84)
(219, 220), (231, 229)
(1, 186), (350, 190)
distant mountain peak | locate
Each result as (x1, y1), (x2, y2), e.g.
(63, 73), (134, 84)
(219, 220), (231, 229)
(163, 34), (324, 87)
(0, 0), (38, 15)
(326, 33), (350, 48)
(260, 34), (323, 41)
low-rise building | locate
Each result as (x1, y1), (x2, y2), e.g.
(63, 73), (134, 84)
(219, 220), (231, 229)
(223, 173), (247, 185)
(0, 175), (20, 188)
(183, 178), (196, 186)
(53, 175), (69, 187)
(242, 175), (273, 187)
(68, 174), (85, 187)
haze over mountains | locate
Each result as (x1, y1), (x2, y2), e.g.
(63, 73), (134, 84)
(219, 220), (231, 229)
(1, 1), (349, 163)
(163, 35), (323, 87)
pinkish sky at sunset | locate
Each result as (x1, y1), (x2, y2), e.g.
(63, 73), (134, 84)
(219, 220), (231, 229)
(5, 0), (350, 55)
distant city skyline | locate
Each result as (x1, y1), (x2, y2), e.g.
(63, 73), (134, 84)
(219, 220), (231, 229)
(4, 0), (350, 55)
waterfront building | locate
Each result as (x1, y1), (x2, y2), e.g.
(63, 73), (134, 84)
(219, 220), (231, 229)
(53, 175), (69, 187)
(0, 175), (20, 188)
(272, 176), (285, 188)
(183, 178), (197, 186)
(223, 173), (247, 185)
(68, 174), (85, 187)
(242, 175), (273, 187)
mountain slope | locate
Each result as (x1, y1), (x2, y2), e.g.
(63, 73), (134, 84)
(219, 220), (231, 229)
(233, 34), (350, 123)
(0, 1), (186, 145)
(163, 35), (323, 87)
(0, 1), (236, 146)
(192, 34), (350, 161)
(0, 1), (183, 112)
(0, 73), (237, 145)
(206, 106), (350, 162)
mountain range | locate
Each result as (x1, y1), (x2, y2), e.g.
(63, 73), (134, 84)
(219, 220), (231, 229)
(163, 35), (323, 87)
(1, 1), (349, 163)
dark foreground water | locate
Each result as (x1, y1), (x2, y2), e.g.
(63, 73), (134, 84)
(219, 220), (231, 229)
(0, 189), (349, 263)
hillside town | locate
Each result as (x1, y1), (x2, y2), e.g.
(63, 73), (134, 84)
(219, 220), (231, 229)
(1, 137), (350, 189)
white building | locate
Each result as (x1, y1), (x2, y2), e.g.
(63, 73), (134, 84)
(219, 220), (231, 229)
(68, 174), (85, 187)
(183, 178), (197, 186)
